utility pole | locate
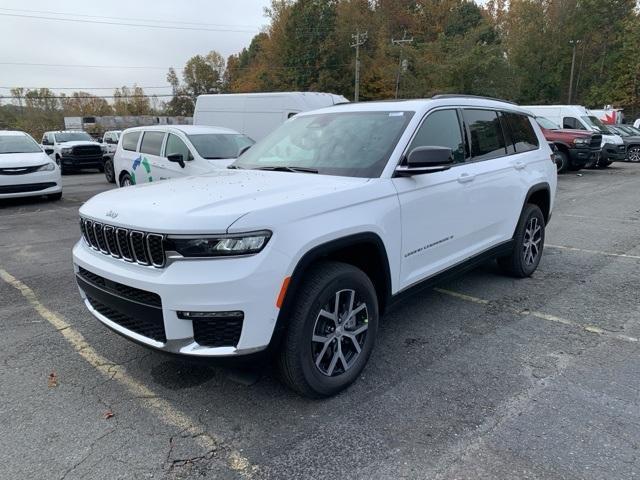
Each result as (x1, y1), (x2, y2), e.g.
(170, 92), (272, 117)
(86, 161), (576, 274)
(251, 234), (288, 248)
(351, 30), (367, 102)
(392, 31), (414, 99)
(568, 39), (581, 104)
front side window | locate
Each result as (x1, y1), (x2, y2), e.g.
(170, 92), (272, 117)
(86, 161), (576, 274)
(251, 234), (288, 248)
(563, 117), (584, 130)
(122, 131), (141, 151)
(0, 134), (42, 154)
(409, 109), (465, 163)
(139, 131), (165, 156)
(54, 132), (93, 143)
(165, 134), (193, 161)
(187, 133), (254, 159)
(463, 109), (506, 161)
(233, 111), (414, 177)
(503, 112), (539, 153)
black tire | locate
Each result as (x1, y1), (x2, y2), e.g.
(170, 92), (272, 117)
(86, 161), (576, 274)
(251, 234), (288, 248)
(277, 261), (379, 398)
(97, 164), (104, 173)
(498, 204), (545, 278)
(47, 192), (62, 201)
(568, 162), (583, 172)
(556, 150), (569, 173)
(598, 158), (612, 168)
(119, 172), (133, 187)
(627, 146), (640, 163)
(104, 159), (116, 183)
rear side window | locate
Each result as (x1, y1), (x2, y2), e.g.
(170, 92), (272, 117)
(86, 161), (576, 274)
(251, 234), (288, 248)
(139, 131), (165, 156)
(122, 131), (141, 152)
(409, 109), (466, 163)
(503, 112), (539, 152)
(463, 109), (506, 160)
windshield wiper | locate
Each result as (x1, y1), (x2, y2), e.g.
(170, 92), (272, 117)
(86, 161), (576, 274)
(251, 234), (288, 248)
(253, 166), (319, 174)
(227, 164), (243, 169)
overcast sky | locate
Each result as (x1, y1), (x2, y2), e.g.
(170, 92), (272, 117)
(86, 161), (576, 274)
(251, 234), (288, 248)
(0, 0), (271, 98)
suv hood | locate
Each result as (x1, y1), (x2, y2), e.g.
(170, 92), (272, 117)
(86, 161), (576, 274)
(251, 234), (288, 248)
(0, 152), (52, 168)
(79, 169), (370, 234)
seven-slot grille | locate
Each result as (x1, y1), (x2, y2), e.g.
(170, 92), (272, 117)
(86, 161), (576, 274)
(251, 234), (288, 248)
(589, 134), (602, 150)
(80, 218), (165, 267)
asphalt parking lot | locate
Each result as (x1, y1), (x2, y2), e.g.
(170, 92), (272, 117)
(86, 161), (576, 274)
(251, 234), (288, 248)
(1, 165), (639, 480)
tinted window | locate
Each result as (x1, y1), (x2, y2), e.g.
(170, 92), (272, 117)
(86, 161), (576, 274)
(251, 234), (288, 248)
(122, 131), (141, 152)
(188, 133), (255, 159)
(563, 117), (584, 130)
(165, 134), (192, 161)
(463, 109), (506, 160)
(409, 109), (465, 163)
(503, 112), (539, 152)
(139, 132), (165, 156)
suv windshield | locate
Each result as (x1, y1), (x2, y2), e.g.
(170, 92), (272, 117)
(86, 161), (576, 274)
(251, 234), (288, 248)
(536, 117), (560, 129)
(233, 111), (414, 177)
(581, 116), (612, 134)
(187, 133), (255, 159)
(0, 134), (42, 154)
(54, 132), (93, 143)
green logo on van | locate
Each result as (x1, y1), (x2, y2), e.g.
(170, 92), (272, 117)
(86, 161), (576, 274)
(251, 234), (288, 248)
(131, 156), (152, 184)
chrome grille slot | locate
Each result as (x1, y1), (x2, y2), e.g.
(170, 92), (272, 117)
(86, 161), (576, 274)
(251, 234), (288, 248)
(79, 217), (165, 268)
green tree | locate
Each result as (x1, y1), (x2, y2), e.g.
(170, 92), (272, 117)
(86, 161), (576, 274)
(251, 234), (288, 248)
(113, 85), (152, 115)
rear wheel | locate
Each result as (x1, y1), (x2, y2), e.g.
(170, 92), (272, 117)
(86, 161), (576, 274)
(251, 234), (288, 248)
(277, 261), (378, 398)
(628, 146), (640, 163)
(498, 204), (545, 278)
(120, 172), (133, 187)
(104, 159), (115, 183)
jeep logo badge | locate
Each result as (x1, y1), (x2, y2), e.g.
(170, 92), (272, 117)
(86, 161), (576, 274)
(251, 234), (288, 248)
(105, 210), (118, 219)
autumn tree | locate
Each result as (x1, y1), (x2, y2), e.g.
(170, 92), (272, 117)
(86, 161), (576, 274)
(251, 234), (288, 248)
(113, 85), (152, 115)
(61, 91), (113, 116)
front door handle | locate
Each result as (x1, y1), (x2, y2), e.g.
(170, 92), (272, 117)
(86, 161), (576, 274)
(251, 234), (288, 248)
(457, 173), (475, 184)
(513, 161), (526, 170)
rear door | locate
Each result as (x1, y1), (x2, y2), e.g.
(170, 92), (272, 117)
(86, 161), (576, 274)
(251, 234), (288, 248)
(136, 131), (166, 184)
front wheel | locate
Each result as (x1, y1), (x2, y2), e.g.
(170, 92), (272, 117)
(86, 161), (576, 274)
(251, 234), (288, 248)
(277, 261), (379, 398)
(556, 150), (569, 173)
(628, 146), (640, 163)
(104, 159), (115, 183)
(498, 204), (545, 278)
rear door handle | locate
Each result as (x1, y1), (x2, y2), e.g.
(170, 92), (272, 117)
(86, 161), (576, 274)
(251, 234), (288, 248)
(457, 173), (475, 184)
(513, 161), (526, 170)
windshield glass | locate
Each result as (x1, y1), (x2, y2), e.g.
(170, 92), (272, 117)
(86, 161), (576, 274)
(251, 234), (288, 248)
(536, 117), (559, 129)
(233, 111), (414, 177)
(0, 134), (42, 154)
(610, 126), (629, 137)
(188, 133), (255, 159)
(54, 132), (93, 143)
(581, 116), (612, 134)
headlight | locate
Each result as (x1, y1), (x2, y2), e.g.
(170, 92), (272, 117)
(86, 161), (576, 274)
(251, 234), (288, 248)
(61, 147), (73, 155)
(36, 163), (56, 172)
(573, 138), (589, 146)
(166, 231), (271, 257)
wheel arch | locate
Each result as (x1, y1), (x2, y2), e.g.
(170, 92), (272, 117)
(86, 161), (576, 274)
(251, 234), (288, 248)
(524, 182), (551, 224)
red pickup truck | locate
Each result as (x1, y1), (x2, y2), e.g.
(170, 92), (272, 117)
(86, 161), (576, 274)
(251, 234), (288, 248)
(535, 117), (602, 172)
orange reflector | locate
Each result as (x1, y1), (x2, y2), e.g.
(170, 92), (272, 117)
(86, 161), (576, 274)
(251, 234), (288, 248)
(276, 276), (291, 308)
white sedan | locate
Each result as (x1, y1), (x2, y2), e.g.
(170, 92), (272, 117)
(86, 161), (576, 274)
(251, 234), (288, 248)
(0, 130), (62, 201)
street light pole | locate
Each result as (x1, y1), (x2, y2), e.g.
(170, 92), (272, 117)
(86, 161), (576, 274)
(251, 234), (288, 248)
(568, 40), (581, 104)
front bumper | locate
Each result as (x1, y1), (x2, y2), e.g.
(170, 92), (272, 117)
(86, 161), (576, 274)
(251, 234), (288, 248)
(568, 147), (599, 166)
(601, 143), (627, 162)
(60, 154), (104, 169)
(0, 170), (62, 199)
(72, 239), (290, 358)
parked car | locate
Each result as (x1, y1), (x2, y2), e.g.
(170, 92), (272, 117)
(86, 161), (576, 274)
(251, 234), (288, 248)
(194, 92), (349, 141)
(0, 130), (62, 201)
(73, 95), (557, 397)
(42, 130), (105, 175)
(607, 125), (640, 162)
(534, 116), (601, 173)
(114, 125), (254, 187)
(101, 130), (122, 183)
(523, 105), (626, 167)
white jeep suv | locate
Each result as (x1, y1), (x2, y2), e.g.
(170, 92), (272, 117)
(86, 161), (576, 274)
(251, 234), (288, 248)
(73, 96), (557, 397)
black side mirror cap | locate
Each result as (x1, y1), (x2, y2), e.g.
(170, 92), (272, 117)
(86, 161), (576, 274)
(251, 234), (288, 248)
(167, 153), (185, 168)
(395, 146), (454, 176)
(44, 148), (54, 155)
(238, 144), (252, 156)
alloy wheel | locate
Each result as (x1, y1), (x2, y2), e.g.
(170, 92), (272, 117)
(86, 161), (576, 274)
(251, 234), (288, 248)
(522, 216), (542, 266)
(629, 146), (640, 163)
(312, 289), (369, 377)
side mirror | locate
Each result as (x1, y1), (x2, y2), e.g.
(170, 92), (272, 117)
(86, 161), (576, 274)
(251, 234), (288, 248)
(238, 144), (252, 156)
(44, 148), (54, 155)
(395, 146), (454, 176)
(167, 153), (185, 168)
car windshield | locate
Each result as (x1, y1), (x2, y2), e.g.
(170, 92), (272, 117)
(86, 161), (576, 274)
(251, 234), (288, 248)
(0, 134), (42, 154)
(610, 126), (629, 137)
(581, 116), (612, 134)
(187, 133), (255, 159)
(232, 111), (414, 177)
(55, 132), (93, 143)
(536, 117), (560, 129)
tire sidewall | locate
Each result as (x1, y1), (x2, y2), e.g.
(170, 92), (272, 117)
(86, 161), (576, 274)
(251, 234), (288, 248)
(556, 150), (569, 173)
(104, 159), (115, 183)
(515, 205), (545, 276)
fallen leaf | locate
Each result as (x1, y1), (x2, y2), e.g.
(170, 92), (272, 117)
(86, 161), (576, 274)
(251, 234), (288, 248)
(103, 410), (114, 420)
(48, 371), (57, 388)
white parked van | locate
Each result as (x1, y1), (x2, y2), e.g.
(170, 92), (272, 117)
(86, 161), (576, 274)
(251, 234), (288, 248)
(522, 105), (625, 167)
(193, 92), (348, 141)
(113, 125), (254, 187)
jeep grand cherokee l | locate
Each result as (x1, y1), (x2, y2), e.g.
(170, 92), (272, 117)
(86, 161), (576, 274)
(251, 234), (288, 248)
(73, 95), (557, 398)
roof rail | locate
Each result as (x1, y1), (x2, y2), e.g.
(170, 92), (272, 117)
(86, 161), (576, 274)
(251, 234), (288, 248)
(432, 94), (517, 105)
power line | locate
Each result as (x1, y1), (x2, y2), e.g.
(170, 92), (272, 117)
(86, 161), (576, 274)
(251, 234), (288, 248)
(0, 61), (171, 70)
(0, 12), (259, 33)
(0, 86), (172, 91)
(0, 7), (261, 29)
(1, 94), (187, 99)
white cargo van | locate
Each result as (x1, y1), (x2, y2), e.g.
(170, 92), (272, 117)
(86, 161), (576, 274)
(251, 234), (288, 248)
(522, 105), (625, 166)
(193, 92), (348, 141)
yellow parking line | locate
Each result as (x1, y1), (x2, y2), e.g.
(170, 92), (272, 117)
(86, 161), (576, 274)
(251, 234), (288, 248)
(434, 287), (639, 344)
(546, 244), (640, 260)
(0, 268), (256, 478)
